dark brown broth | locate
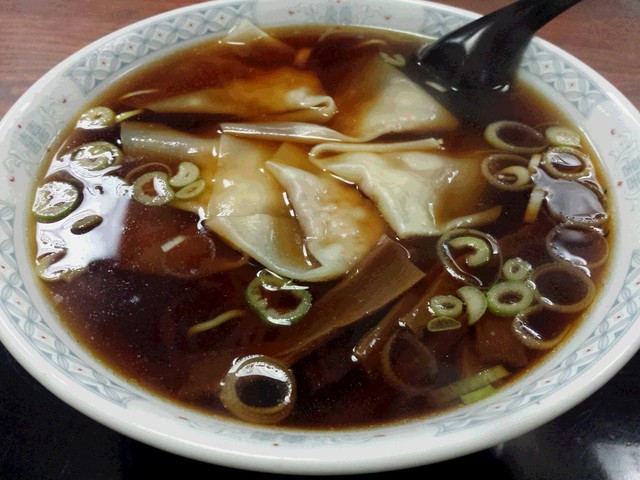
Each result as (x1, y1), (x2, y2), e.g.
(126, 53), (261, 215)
(32, 26), (612, 429)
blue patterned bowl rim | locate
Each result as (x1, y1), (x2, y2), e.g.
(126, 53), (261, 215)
(0, 0), (639, 474)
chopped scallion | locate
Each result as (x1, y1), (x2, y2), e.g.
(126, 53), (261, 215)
(544, 125), (581, 148)
(70, 141), (123, 171)
(460, 384), (498, 404)
(246, 270), (312, 327)
(175, 179), (206, 199)
(429, 295), (463, 318)
(502, 257), (532, 281)
(448, 235), (491, 267)
(169, 161), (201, 188)
(486, 280), (535, 317)
(76, 106), (115, 129)
(428, 365), (509, 405)
(114, 109), (144, 123)
(456, 285), (487, 325)
(132, 171), (175, 206)
(32, 181), (81, 223)
(427, 317), (462, 332)
(70, 214), (103, 234)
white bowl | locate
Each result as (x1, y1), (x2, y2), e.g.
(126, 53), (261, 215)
(1, 0), (639, 475)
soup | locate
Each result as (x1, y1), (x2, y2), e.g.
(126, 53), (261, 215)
(30, 23), (611, 428)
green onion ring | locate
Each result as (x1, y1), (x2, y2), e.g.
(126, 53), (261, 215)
(545, 125), (582, 148)
(531, 262), (596, 313)
(502, 257), (533, 281)
(512, 304), (571, 350)
(486, 280), (535, 317)
(542, 146), (593, 180)
(132, 171), (175, 206)
(481, 153), (532, 192)
(545, 223), (609, 269)
(484, 120), (547, 155)
(429, 295), (463, 318)
(437, 228), (502, 288)
(246, 270), (312, 326)
(219, 355), (296, 425)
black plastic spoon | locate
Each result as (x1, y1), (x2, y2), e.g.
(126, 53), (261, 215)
(408, 0), (584, 123)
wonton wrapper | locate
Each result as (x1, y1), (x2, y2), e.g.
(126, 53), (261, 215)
(204, 136), (384, 281)
(142, 67), (336, 124)
(328, 54), (458, 139)
(219, 18), (296, 63)
(220, 54), (458, 143)
(310, 142), (501, 238)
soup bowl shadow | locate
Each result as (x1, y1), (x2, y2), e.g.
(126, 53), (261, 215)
(0, 0), (639, 475)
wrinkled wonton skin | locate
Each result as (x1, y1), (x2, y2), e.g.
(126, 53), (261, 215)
(219, 51), (459, 143)
(327, 53), (458, 140)
(133, 19), (335, 124)
(142, 67), (337, 124)
(204, 135), (384, 282)
(310, 141), (500, 238)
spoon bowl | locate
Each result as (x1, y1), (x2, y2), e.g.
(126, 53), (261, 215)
(409, 0), (584, 122)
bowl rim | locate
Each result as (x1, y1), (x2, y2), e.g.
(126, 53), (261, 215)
(1, 0), (640, 474)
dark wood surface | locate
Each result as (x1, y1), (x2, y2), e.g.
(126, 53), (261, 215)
(0, 1), (639, 478)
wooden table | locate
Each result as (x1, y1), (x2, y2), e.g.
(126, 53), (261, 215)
(1, 1), (639, 479)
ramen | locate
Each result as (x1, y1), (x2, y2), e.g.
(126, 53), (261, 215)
(30, 22), (611, 428)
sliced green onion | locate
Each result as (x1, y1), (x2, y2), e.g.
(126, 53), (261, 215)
(76, 106), (115, 129)
(428, 365), (509, 405)
(175, 179), (206, 199)
(246, 270), (312, 327)
(427, 317), (462, 332)
(437, 229), (502, 288)
(448, 236), (491, 267)
(35, 251), (86, 282)
(542, 146), (593, 180)
(460, 384), (498, 404)
(524, 187), (546, 223)
(429, 295), (463, 318)
(497, 165), (531, 187)
(456, 285), (487, 325)
(219, 354), (296, 425)
(484, 120), (547, 155)
(545, 223), (609, 269)
(124, 162), (172, 184)
(187, 309), (245, 336)
(487, 281), (535, 317)
(132, 171), (175, 206)
(528, 153), (542, 172)
(481, 153), (532, 192)
(512, 304), (570, 350)
(70, 214), (103, 235)
(502, 257), (532, 281)
(545, 125), (582, 148)
(114, 109), (144, 123)
(169, 161), (200, 188)
(531, 263), (595, 313)
(32, 181), (81, 223)
(70, 141), (123, 171)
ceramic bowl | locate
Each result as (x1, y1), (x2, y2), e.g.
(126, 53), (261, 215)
(1, 0), (639, 475)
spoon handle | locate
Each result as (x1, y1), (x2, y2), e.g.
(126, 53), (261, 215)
(417, 0), (584, 92)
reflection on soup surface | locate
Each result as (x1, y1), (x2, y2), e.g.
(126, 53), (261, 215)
(31, 22), (611, 428)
